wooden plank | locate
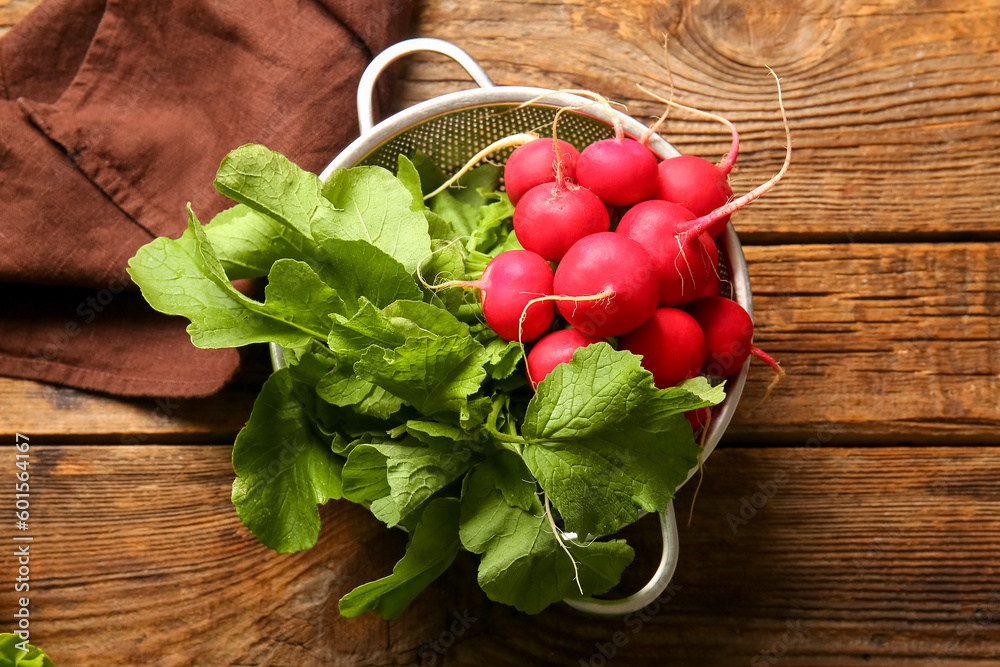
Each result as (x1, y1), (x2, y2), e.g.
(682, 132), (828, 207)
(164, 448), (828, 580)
(0, 352), (268, 443)
(3, 444), (999, 665)
(0, 0), (41, 37)
(731, 241), (1000, 444)
(5, 0), (999, 242)
(5, 242), (996, 444)
(395, 0), (1000, 241)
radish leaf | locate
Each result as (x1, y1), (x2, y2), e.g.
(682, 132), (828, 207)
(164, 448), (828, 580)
(215, 143), (330, 240)
(203, 203), (322, 280)
(127, 209), (341, 349)
(521, 344), (722, 537)
(231, 368), (344, 553)
(339, 498), (461, 620)
(355, 336), (487, 418)
(318, 166), (432, 274)
(343, 440), (476, 528)
(459, 455), (634, 614)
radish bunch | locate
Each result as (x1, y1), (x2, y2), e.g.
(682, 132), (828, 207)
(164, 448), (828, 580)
(430, 75), (789, 429)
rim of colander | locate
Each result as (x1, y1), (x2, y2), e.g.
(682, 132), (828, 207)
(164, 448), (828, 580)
(306, 84), (751, 474)
(318, 86), (682, 180)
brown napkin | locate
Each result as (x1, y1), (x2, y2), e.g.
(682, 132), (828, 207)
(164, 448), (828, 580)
(0, 0), (412, 397)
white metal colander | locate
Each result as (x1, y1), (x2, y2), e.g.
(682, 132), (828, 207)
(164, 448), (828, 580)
(274, 38), (752, 616)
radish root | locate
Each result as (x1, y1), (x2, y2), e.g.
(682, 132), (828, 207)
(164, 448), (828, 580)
(545, 494), (584, 595)
(415, 235), (476, 290)
(551, 106), (577, 185)
(519, 89), (627, 141)
(747, 345), (786, 414)
(686, 408), (712, 526)
(423, 133), (538, 201)
(641, 34), (676, 145)
(678, 66), (791, 239)
(516, 289), (615, 357)
(637, 84), (740, 175)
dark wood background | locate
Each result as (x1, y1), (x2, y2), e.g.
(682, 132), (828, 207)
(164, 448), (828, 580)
(2, 0), (999, 664)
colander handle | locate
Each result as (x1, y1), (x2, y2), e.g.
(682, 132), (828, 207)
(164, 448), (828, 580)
(564, 500), (680, 616)
(358, 38), (495, 133)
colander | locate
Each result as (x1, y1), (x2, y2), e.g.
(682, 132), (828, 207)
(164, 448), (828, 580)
(272, 38), (752, 616)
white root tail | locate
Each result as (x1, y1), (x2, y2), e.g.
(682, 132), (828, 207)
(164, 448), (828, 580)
(545, 494), (584, 595)
(423, 133), (538, 201)
(516, 289), (615, 358)
(518, 89), (627, 141)
(679, 66), (791, 238)
(641, 34), (676, 145)
(637, 84), (740, 175)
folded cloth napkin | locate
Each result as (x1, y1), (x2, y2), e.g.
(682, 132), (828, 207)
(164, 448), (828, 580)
(0, 0), (412, 397)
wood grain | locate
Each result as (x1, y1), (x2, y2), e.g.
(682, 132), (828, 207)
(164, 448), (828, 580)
(0, 0), (41, 37)
(394, 0), (1000, 242)
(732, 241), (1000, 444)
(3, 2), (999, 665)
(3, 444), (999, 666)
(5, 242), (995, 445)
(0, 351), (268, 443)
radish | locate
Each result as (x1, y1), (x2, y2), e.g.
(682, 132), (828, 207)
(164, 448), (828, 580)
(513, 181), (610, 261)
(616, 200), (720, 306)
(424, 249), (555, 342)
(525, 328), (608, 390)
(504, 138), (580, 205)
(686, 295), (783, 379)
(642, 67), (791, 241)
(511, 88), (658, 208)
(576, 137), (659, 206)
(656, 155), (734, 238)
(477, 250), (556, 342)
(639, 86), (740, 238)
(566, 93), (658, 207)
(617, 307), (706, 390)
(511, 124), (610, 262)
(550, 232), (660, 337)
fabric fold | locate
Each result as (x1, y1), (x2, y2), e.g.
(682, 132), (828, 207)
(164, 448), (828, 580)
(1, 0), (413, 397)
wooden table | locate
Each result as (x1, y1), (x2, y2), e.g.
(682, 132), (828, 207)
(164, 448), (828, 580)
(3, 0), (999, 665)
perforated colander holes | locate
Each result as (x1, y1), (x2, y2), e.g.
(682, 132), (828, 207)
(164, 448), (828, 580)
(361, 103), (626, 194)
(715, 241), (735, 301)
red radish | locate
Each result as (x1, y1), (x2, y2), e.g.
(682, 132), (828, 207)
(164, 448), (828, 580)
(478, 250), (556, 342)
(576, 137), (659, 206)
(641, 87), (740, 238)
(656, 155), (734, 237)
(618, 307), (706, 389)
(666, 67), (791, 240)
(525, 328), (608, 390)
(616, 200), (721, 306)
(618, 199), (697, 235)
(551, 232), (659, 337)
(513, 181), (610, 261)
(504, 138), (580, 205)
(424, 250), (555, 342)
(686, 296), (783, 380)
